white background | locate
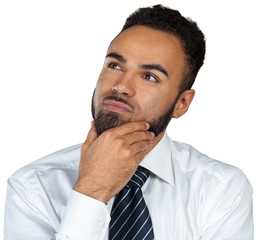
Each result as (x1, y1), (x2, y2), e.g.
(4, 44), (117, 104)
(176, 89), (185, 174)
(0, 0), (257, 236)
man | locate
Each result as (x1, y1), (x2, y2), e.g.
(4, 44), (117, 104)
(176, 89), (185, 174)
(5, 4), (253, 240)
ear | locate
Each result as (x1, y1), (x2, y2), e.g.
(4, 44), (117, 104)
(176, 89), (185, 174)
(172, 89), (195, 119)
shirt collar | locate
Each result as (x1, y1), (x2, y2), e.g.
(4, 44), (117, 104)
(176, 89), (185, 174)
(140, 132), (175, 186)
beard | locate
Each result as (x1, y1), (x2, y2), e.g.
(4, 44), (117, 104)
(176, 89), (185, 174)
(91, 90), (177, 136)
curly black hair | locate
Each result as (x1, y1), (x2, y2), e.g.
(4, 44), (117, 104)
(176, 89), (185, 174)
(121, 4), (206, 95)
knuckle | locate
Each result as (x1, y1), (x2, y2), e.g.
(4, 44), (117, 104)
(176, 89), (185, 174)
(123, 147), (132, 158)
(133, 131), (141, 139)
(124, 123), (134, 132)
(139, 131), (146, 138)
(138, 142), (146, 150)
(101, 129), (113, 140)
(148, 131), (154, 138)
(142, 140), (151, 149)
(136, 121), (147, 130)
(116, 137), (126, 148)
(145, 131), (152, 140)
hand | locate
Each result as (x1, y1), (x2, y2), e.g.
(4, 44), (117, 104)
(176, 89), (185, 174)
(73, 121), (154, 204)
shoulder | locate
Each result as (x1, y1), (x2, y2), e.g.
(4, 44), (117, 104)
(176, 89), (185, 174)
(170, 139), (250, 187)
(5, 144), (83, 229)
(170, 139), (253, 220)
(9, 143), (83, 186)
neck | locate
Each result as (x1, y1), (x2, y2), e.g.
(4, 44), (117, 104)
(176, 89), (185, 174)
(146, 130), (165, 155)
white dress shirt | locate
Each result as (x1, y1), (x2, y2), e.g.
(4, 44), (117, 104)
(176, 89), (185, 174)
(4, 133), (253, 240)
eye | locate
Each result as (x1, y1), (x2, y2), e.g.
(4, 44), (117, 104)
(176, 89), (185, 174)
(143, 73), (159, 83)
(107, 62), (121, 70)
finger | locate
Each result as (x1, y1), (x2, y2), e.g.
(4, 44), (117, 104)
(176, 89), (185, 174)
(113, 121), (150, 136)
(125, 130), (155, 145)
(134, 149), (149, 164)
(82, 123), (98, 151)
(130, 140), (153, 155)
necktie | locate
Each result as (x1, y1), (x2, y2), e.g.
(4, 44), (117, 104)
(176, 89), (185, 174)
(109, 166), (154, 240)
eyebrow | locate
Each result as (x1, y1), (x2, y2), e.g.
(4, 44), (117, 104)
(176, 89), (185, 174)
(106, 52), (127, 63)
(106, 52), (169, 78)
(140, 64), (169, 78)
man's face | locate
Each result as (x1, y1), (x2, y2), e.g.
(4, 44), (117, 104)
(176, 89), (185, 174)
(92, 25), (186, 136)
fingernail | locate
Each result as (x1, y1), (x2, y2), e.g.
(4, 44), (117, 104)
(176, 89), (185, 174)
(145, 122), (150, 129)
(150, 132), (155, 138)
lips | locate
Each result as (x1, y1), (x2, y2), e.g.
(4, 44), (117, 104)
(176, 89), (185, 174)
(103, 99), (133, 113)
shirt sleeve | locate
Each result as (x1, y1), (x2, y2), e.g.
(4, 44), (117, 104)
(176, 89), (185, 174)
(4, 177), (110, 240)
(4, 178), (57, 240)
(56, 191), (110, 239)
(200, 169), (253, 240)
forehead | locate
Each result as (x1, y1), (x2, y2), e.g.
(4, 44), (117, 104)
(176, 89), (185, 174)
(107, 25), (186, 79)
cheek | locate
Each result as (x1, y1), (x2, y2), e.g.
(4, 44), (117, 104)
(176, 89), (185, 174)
(137, 89), (176, 118)
(145, 97), (162, 115)
(95, 73), (112, 97)
(98, 68), (122, 84)
(136, 94), (161, 116)
(93, 80), (104, 111)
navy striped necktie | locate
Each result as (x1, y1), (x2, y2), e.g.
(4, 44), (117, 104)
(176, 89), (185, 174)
(109, 166), (154, 240)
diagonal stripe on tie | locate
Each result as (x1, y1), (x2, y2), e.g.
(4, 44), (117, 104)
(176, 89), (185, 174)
(109, 166), (154, 240)
(110, 188), (140, 230)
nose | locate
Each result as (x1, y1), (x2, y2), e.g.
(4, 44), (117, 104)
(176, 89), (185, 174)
(112, 73), (136, 97)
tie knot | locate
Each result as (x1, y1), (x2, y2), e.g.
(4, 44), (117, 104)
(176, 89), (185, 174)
(126, 166), (150, 188)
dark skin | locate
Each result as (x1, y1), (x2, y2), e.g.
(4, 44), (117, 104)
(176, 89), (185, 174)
(73, 26), (195, 204)
(74, 121), (156, 204)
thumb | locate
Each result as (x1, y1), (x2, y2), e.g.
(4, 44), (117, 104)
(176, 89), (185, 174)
(83, 121), (98, 150)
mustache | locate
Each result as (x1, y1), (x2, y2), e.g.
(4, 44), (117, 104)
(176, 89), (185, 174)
(103, 94), (136, 111)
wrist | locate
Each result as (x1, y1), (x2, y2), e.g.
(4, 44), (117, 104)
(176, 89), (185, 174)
(73, 181), (111, 204)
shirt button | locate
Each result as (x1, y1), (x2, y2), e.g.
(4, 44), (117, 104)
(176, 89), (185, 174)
(98, 222), (105, 230)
